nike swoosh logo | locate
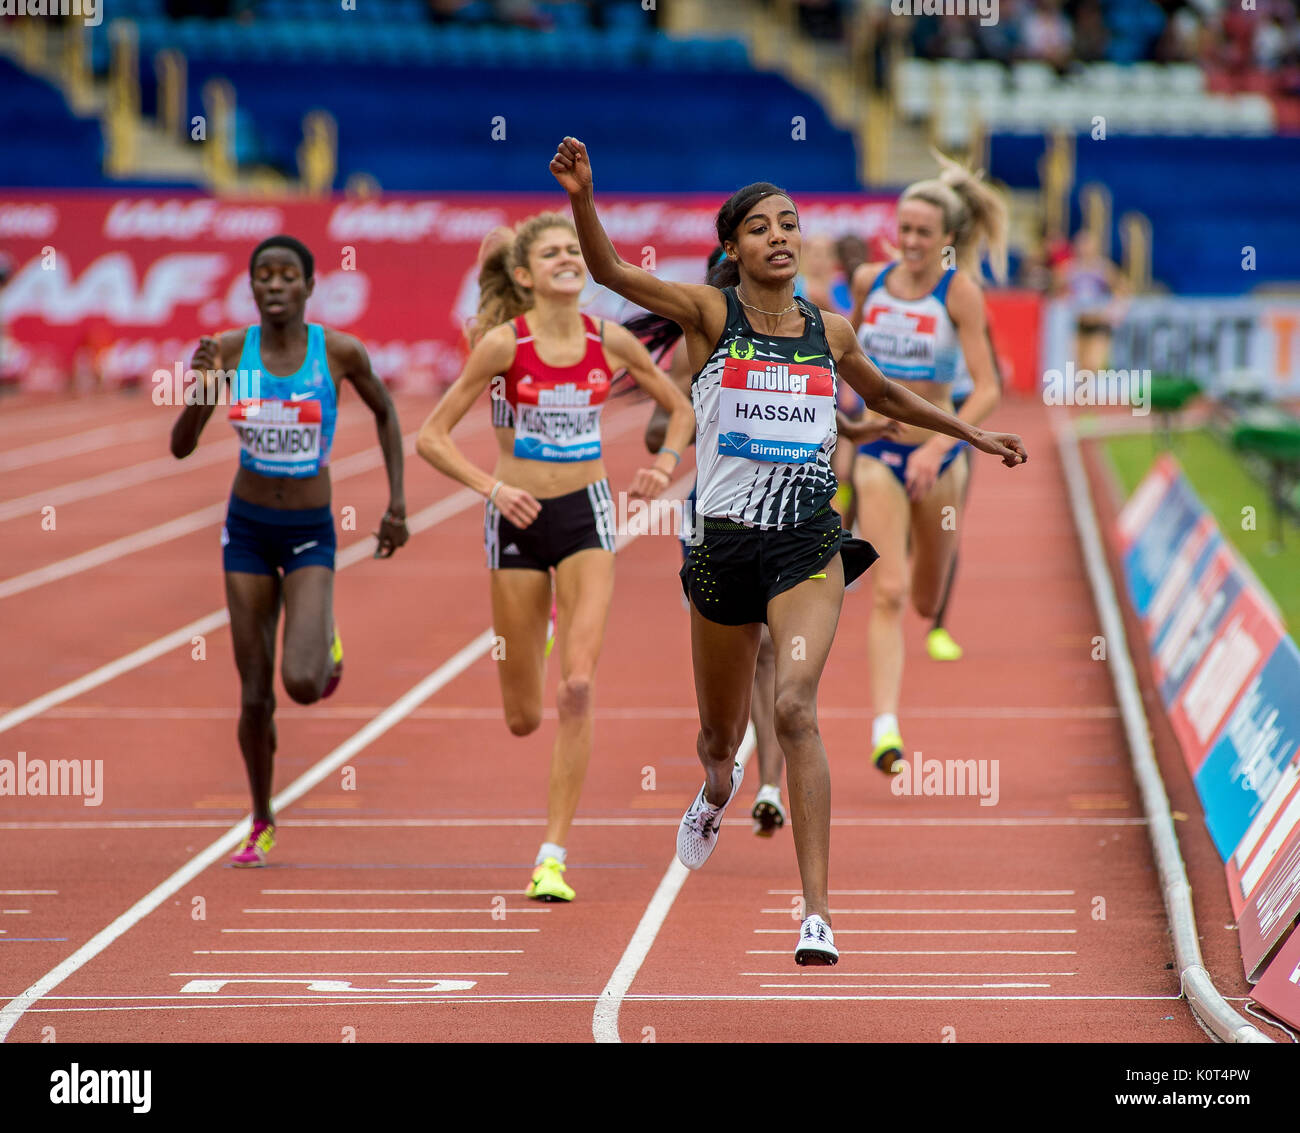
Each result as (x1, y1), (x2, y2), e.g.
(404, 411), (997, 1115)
(292, 540), (319, 555)
(793, 352), (825, 362)
(289, 392), (312, 401)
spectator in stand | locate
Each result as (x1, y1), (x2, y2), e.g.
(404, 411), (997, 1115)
(1072, 0), (1110, 64)
(797, 0), (846, 42)
(1018, 0), (1073, 70)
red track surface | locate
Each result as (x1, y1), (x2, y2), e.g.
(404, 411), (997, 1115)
(0, 389), (1256, 1042)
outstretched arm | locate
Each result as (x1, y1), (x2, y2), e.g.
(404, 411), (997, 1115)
(331, 331), (408, 557)
(826, 313), (1027, 468)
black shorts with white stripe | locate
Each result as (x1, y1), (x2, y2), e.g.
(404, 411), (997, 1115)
(484, 479), (616, 571)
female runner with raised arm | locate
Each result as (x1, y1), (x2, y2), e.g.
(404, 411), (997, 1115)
(550, 137), (1027, 964)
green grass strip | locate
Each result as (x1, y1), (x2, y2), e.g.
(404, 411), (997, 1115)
(1101, 428), (1300, 631)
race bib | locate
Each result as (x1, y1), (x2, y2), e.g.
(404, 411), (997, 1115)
(229, 398), (323, 478)
(860, 306), (938, 377)
(512, 380), (604, 463)
(717, 356), (835, 464)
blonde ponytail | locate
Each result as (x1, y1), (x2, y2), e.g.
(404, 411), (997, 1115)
(901, 150), (1009, 284)
(465, 212), (579, 347)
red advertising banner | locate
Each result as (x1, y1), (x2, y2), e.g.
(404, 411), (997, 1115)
(0, 192), (902, 395)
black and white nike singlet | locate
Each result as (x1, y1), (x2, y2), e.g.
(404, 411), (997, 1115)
(693, 288), (839, 529)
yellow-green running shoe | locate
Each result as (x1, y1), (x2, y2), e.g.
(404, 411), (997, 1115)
(872, 732), (905, 775)
(322, 627), (344, 698)
(544, 601), (557, 658)
(527, 856), (574, 902)
(926, 627), (963, 662)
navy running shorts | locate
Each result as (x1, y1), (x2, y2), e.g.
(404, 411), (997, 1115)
(221, 495), (337, 576)
(857, 437), (967, 489)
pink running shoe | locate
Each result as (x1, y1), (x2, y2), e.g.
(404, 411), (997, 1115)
(231, 820), (276, 868)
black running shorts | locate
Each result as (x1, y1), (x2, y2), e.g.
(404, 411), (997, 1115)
(484, 479), (616, 571)
(679, 504), (878, 626)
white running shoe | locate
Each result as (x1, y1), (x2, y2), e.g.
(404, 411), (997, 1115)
(751, 783), (787, 837)
(795, 914), (839, 966)
(676, 761), (744, 870)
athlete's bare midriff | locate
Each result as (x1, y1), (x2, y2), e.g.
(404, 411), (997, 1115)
(491, 429), (607, 498)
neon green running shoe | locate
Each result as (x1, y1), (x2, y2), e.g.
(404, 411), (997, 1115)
(322, 627), (344, 698)
(527, 856), (574, 902)
(926, 627), (963, 662)
(872, 732), (905, 776)
(544, 601), (557, 659)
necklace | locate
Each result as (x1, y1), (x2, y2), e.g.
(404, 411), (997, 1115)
(736, 289), (797, 320)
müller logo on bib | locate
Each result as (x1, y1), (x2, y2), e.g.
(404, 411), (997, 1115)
(719, 356), (835, 464)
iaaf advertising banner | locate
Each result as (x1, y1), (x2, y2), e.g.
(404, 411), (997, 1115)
(0, 192), (898, 392)
(1040, 296), (1300, 398)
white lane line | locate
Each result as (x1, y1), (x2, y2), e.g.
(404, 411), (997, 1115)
(241, 907), (551, 915)
(0, 460), (682, 1042)
(0, 816), (1146, 830)
(0, 420), (162, 473)
(758, 907), (1078, 915)
(592, 728), (757, 1045)
(1, 910), (30, 915)
(0, 402), (382, 522)
(0, 399), (646, 598)
(0, 504), (227, 599)
(0, 627), (496, 1042)
(14, 705), (1122, 722)
(192, 950), (525, 955)
(170, 971), (509, 977)
(0, 398), (124, 436)
(766, 889), (1077, 896)
(0, 487), (478, 737)
(0, 441), (235, 523)
(752, 928), (1077, 935)
(219, 928), (539, 934)
(0, 891), (56, 895)
(741, 971), (1078, 977)
(746, 949), (1078, 956)
(262, 889), (520, 895)
(760, 982), (1053, 990)
(0, 428), (417, 601)
(21, 992), (1186, 1014)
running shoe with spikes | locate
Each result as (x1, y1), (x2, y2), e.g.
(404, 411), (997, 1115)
(322, 626), (344, 699)
(751, 783), (786, 837)
(795, 914), (839, 966)
(926, 627), (963, 662)
(230, 820), (276, 868)
(677, 760), (743, 870)
(527, 856), (574, 902)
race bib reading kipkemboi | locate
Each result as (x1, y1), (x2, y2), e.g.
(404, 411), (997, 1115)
(229, 398), (324, 478)
(717, 356), (836, 464)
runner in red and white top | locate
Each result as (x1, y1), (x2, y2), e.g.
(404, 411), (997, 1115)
(416, 213), (694, 903)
